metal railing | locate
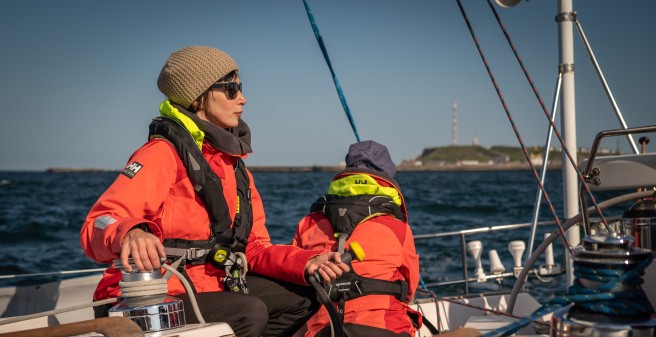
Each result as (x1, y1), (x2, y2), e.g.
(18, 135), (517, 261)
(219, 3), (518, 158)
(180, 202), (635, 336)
(415, 220), (560, 294)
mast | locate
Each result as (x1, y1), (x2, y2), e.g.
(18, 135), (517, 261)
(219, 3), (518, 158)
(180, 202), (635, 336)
(558, 0), (579, 285)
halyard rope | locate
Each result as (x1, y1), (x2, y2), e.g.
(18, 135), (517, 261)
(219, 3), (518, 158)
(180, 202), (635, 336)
(303, 0), (361, 142)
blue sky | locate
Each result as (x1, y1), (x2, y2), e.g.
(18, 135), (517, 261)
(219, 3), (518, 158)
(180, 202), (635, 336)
(1, 0), (654, 171)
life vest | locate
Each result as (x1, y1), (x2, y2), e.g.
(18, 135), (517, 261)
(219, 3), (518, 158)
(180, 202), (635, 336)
(310, 194), (404, 239)
(310, 194), (409, 315)
(148, 116), (253, 275)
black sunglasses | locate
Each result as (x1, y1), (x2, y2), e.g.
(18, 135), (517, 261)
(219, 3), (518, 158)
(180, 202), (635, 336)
(210, 82), (242, 99)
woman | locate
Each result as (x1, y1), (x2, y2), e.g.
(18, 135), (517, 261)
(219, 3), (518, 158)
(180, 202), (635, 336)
(80, 45), (348, 337)
(292, 140), (421, 337)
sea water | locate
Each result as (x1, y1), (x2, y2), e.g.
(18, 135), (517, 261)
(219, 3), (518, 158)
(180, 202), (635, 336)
(0, 170), (634, 302)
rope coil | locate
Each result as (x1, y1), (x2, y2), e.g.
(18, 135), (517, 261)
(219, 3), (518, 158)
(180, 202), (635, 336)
(482, 243), (654, 337)
(118, 279), (168, 298)
(567, 256), (654, 317)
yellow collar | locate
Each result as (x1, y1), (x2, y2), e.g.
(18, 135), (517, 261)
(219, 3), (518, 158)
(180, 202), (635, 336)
(328, 174), (402, 205)
(159, 99), (205, 150)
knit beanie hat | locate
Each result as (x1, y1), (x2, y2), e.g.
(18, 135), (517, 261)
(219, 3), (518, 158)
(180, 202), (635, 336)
(157, 46), (239, 109)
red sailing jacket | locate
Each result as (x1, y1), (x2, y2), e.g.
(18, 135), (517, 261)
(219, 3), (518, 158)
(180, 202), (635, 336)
(80, 139), (319, 300)
(292, 173), (421, 336)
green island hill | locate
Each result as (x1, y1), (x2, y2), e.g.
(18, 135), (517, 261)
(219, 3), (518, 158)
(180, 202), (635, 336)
(45, 145), (619, 173)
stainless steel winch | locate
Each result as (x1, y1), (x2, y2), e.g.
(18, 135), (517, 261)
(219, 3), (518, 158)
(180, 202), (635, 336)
(550, 233), (656, 337)
(108, 259), (186, 332)
(622, 198), (656, 253)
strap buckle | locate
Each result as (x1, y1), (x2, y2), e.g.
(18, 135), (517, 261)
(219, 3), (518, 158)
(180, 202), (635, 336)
(187, 248), (209, 261)
(164, 246), (210, 265)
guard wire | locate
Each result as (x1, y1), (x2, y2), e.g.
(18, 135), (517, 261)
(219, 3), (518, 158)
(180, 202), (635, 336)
(0, 263), (207, 327)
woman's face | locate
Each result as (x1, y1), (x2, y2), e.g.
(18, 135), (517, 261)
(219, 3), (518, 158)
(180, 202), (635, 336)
(196, 78), (246, 129)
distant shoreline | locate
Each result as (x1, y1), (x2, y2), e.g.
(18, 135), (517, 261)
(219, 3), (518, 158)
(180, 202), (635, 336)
(45, 168), (116, 173)
(249, 162), (562, 172)
(45, 162), (561, 173)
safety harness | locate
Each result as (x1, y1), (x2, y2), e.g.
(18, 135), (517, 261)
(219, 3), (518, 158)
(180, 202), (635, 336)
(148, 116), (252, 293)
(310, 194), (409, 319)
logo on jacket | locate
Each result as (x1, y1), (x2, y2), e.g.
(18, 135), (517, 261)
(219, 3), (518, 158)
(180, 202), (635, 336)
(121, 161), (143, 179)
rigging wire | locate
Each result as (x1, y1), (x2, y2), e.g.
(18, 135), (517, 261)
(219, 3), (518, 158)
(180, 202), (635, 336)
(439, 296), (550, 328)
(454, 0), (573, 255)
(303, 0), (361, 142)
(574, 18), (639, 155)
(526, 73), (561, 265)
(415, 285), (550, 334)
(484, 0), (609, 232)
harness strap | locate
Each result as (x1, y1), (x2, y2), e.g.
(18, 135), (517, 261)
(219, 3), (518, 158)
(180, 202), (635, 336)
(162, 238), (215, 265)
(232, 158), (253, 247)
(328, 277), (408, 302)
(149, 116), (235, 246)
(164, 245), (249, 293)
(164, 247), (212, 264)
(360, 278), (407, 301)
(331, 276), (408, 325)
(336, 234), (348, 255)
(338, 297), (346, 321)
(422, 315), (440, 335)
(150, 116), (253, 293)
(308, 272), (353, 337)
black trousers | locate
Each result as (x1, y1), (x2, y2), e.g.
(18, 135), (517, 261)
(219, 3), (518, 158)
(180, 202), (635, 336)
(95, 274), (320, 337)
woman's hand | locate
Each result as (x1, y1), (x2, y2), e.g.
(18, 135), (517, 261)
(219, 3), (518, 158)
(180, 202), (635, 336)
(305, 252), (350, 283)
(120, 228), (166, 272)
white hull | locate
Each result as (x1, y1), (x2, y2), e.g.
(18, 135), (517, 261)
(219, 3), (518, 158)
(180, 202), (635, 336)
(0, 273), (551, 337)
(0, 274), (235, 337)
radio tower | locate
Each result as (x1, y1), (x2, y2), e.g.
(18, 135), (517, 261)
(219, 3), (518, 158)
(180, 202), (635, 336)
(451, 100), (458, 145)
